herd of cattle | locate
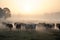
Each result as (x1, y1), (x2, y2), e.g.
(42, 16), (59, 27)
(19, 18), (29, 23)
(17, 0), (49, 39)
(1, 22), (60, 31)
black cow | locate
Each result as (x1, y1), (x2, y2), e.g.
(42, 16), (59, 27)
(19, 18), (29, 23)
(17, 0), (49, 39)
(2, 22), (13, 31)
(6, 24), (13, 31)
(56, 23), (60, 30)
(43, 23), (54, 29)
(14, 23), (21, 31)
(25, 24), (36, 31)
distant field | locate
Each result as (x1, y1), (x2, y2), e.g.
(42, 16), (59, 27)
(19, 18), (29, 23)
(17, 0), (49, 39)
(0, 30), (60, 40)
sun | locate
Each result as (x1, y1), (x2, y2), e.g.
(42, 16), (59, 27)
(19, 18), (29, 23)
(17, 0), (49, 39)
(23, 5), (32, 12)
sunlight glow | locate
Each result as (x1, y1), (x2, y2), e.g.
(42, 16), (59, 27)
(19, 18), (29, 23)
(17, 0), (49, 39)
(23, 5), (32, 12)
(0, 0), (59, 15)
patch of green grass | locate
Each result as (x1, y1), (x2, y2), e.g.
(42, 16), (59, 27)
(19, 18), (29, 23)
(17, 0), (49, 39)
(0, 30), (60, 40)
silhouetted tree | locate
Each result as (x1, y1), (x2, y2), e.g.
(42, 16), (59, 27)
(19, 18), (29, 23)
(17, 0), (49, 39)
(3, 8), (11, 19)
(0, 8), (4, 18)
(0, 7), (11, 19)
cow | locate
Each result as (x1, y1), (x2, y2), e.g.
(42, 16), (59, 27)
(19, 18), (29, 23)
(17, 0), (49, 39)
(14, 23), (22, 31)
(25, 24), (36, 31)
(2, 22), (13, 31)
(56, 23), (60, 30)
(6, 24), (13, 31)
(43, 23), (54, 30)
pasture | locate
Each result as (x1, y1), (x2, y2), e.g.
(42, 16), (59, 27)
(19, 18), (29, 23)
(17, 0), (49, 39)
(0, 22), (60, 40)
(0, 30), (60, 40)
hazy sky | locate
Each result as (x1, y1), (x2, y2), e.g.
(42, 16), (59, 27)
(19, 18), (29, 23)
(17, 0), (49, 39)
(0, 0), (60, 14)
(0, 0), (60, 22)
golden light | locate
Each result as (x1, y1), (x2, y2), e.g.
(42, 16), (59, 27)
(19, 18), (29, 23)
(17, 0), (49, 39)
(14, 0), (33, 14)
(23, 5), (31, 12)
(0, 0), (59, 15)
(7, 0), (44, 15)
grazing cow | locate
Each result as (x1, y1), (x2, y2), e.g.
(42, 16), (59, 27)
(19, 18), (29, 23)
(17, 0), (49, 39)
(14, 23), (21, 31)
(43, 23), (54, 29)
(2, 22), (13, 31)
(25, 24), (36, 31)
(30, 24), (36, 30)
(56, 23), (60, 30)
(6, 24), (13, 31)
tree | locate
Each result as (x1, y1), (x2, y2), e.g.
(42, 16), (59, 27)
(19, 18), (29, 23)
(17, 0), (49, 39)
(3, 8), (11, 19)
(0, 8), (4, 18)
(0, 7), (11, 19)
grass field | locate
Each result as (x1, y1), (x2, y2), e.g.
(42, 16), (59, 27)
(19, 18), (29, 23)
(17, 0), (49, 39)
(0, 30), (60, 40)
